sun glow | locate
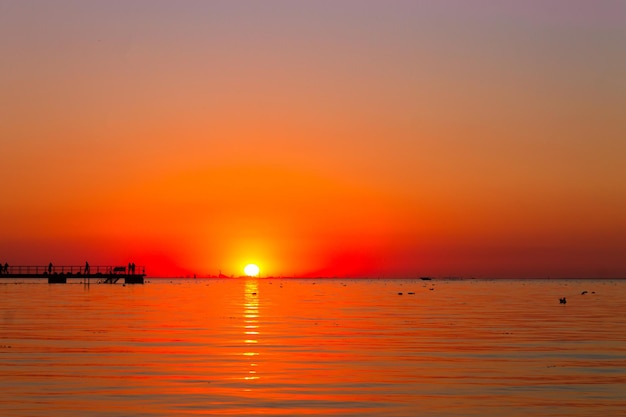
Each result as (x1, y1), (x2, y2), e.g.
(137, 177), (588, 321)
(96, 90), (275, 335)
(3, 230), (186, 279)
(244, 264), (260, 277)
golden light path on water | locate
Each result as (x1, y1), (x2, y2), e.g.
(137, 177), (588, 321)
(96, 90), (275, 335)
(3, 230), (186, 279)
(243, 279), (260, 383)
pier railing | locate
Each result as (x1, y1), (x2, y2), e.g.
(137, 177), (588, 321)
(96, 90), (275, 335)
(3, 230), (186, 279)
(0, 265), (146, 275)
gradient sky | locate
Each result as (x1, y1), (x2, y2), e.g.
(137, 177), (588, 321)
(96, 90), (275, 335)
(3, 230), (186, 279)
(1, 1), (625, 278)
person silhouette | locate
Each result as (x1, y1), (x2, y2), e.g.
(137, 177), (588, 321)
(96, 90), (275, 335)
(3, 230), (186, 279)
(85, 261), (90, 275)
(48, 262), (53, 274)
(4, 263), (7, 274)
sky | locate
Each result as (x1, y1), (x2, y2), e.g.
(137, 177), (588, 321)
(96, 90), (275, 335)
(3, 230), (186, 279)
(1, 0), (625, 278)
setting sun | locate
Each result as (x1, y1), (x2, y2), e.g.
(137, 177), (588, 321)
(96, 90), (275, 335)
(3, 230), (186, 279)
(244, 264), (260, 277)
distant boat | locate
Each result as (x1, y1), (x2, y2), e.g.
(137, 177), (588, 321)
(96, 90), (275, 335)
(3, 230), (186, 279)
(420, 277), (432, 281)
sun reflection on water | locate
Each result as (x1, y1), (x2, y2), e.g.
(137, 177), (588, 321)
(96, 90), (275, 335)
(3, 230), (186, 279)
(243, 279), (260, 381)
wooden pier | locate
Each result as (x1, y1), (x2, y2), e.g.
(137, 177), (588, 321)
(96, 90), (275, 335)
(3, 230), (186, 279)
(0, 265), (146, 284)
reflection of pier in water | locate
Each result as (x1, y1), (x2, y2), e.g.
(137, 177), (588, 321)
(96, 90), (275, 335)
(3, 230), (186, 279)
(0, 265), (146, 284)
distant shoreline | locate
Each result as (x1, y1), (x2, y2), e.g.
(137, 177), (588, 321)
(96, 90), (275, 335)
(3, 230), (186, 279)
(143, 276), (626, 280)
(2, 276), (625, 283)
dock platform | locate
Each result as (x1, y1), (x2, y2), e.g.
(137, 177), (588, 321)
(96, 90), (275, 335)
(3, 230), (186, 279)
(0, 265), (146, 284)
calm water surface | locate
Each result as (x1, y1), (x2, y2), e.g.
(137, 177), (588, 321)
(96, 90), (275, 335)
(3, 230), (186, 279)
(1, 278), (625, 416)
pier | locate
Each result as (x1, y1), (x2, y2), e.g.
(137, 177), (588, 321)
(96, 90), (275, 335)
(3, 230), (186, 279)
(0, 265), (146, 284)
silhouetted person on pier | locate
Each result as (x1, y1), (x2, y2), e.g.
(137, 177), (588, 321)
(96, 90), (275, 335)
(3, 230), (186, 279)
(128, 262), (131, 275)
(4, 263), (8, 274)
(48, 262), (53, 274)
(131, 262), (136, 274)
(85, 261), (90, 275)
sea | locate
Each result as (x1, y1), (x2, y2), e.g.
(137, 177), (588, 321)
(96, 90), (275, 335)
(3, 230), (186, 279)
(1, 278), (625, 417)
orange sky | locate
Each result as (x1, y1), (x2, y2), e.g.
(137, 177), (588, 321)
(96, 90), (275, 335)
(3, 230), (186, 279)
(1, 1), (625, 277)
